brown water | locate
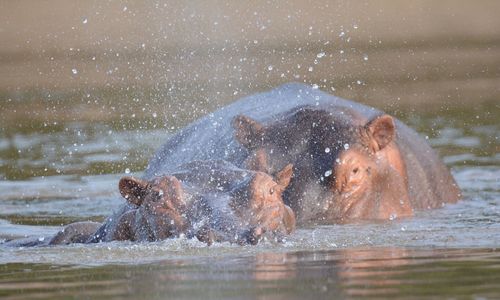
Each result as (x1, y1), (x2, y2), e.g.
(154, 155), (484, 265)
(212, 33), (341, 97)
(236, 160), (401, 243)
(1, 1), (500, 299)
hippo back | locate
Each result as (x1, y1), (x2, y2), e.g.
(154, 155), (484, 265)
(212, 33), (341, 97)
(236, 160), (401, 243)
(145, 83), (378, 177)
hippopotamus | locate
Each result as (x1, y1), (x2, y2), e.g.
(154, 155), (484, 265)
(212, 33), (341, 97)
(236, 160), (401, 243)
(86, 160), (295, 245)
(144, 83), (460, 225)
(6, 160), (294, 247)
(233, 108), (460, 224)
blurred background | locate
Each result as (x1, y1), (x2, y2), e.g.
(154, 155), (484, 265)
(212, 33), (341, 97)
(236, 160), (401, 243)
(1, 1), (499, 125)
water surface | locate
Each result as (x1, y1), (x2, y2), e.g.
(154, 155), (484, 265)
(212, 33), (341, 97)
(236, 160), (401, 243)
(0, 92), (498, 299)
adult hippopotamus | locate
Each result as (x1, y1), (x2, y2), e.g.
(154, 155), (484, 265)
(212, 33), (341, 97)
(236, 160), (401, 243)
(233, 108), (460, 224)
(144, 83), (460, 225)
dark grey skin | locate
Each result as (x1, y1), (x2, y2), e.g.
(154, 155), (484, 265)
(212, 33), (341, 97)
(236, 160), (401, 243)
(3, 221), (102, 247)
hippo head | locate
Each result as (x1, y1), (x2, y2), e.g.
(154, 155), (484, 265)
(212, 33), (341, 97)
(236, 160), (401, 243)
(232, 108), (412, 224)
(118, 160), (295, 244)
(119, 175), (188, 241)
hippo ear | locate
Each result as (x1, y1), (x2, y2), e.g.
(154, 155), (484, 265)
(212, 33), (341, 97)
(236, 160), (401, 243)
(119, 176), (149, 206)
(365, 115), (395, 151)
(232, 115), (265, 149)
(275, 164), (293, 188)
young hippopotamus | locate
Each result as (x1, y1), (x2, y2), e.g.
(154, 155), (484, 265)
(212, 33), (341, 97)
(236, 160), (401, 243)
(232, 106), (460, 224)
(45, 160), (295, 246)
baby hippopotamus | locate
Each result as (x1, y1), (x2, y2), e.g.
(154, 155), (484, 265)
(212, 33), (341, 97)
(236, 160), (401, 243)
(47, 160), (295, 246)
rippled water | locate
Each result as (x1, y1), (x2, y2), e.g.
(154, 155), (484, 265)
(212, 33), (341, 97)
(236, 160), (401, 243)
(0, 91), (498, 298)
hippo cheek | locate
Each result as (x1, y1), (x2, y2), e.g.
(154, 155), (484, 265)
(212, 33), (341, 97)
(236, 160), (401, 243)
(145, 208), (188, 241)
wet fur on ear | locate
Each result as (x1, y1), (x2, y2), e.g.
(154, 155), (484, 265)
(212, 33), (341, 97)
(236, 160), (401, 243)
(365, 115), (395, 151)
(232, 115), (265, 149)
(119, 176), (149, 206)
(275, 164), (293, 188)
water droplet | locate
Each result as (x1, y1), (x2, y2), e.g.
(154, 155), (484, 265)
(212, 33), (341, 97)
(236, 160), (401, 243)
(324, 170), (332, 177)
(363, 54), (369, 61)
(325, 147), (330, 153)
(308, 66), (314, 72)
(267, 65), (273, 71)
(316, 52), (325, 58)
(71, 68), (78, 75)
(125, 168), (130, 174)
(389, 213), (397, 221)
(343, 143), (350, 150)
(38, 236), (45, 242)
(311, 83), (319, 89)
(82, 18), (88, 24)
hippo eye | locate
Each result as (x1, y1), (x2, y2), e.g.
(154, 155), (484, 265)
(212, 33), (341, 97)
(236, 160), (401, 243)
(269, 184), (281, 195)
(352, 167), (359, 174)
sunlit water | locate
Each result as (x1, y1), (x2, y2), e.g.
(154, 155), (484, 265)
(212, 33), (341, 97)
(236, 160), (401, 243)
(0, 89), (498, 298)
